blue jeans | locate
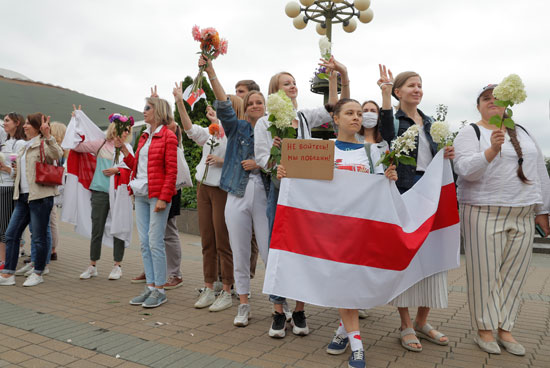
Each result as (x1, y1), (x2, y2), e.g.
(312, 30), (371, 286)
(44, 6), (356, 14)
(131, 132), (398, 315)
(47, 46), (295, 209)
(134, 195), (172, 287)
(30, 221), (52, 265)
(266, 180), (286, 304)
(2, 194), (53, 274)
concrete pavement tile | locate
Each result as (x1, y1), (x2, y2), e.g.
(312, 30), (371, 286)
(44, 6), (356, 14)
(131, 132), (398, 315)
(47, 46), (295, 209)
(41, 351), (78, 366)
(0, 351), (31, 365)
(18, 358), (58, 368)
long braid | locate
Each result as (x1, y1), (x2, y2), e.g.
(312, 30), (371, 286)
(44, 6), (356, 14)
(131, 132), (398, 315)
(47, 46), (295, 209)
(506, 127), (530, 184)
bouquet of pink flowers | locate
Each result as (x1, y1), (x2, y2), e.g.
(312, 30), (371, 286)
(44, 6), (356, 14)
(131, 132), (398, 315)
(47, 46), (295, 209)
(191, 25), (228, 92)
(109, 113), (134, 162)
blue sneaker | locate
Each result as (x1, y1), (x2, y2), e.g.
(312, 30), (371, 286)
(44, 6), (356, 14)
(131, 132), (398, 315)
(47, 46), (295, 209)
(326, 334), (349, 355)
(348, 349), (365, 368)
(130, 286), (151, 305)
(142, 289), (167, 308)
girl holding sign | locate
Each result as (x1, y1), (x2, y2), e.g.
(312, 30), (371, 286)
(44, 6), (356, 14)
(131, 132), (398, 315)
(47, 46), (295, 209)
(277, 98), (397, 368)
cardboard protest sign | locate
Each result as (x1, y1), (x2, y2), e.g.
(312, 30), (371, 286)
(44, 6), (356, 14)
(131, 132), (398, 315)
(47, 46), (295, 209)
(280, 139), (334, 180)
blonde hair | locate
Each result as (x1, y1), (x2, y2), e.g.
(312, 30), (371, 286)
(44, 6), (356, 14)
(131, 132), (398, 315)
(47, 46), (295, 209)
(49, 122), (66, 145)
(146, 97), (172, 125)
(105, 122), (132, 142)
(392, 71), (421, 110)
(268, 72), (295, 95)
(228, 94), (245, 120)
(243, 90), (265, 121)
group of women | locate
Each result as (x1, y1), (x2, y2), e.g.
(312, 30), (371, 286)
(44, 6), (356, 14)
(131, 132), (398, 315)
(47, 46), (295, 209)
(0, 53), (548, 368)
(178, 54), (549, 368)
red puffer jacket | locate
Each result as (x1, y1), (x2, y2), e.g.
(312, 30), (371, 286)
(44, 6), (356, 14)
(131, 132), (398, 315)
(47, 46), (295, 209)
(124, 125), (178, 202)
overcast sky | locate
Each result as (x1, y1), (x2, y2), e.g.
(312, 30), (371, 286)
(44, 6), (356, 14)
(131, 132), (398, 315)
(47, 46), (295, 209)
(2, 0), (549, 152)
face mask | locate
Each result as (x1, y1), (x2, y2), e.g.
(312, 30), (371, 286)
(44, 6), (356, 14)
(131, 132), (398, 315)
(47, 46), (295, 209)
(362, 112), (378, 128)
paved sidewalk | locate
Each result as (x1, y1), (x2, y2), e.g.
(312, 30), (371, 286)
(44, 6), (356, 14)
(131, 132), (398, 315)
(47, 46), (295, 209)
(1, 215), (550, 368)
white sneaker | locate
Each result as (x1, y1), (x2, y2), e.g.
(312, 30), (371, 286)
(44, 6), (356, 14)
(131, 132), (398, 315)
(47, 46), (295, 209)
(234, 304), (251, 327)
(358, 309), (368, 319)
(209, 290), (233, 312)
(108, 266), (122, 280)
(194, 287), (215, 308)
(26, 267), (49, 277)
(15, 263), (33, 276)
(80, 265), (98, 279)
(0, 275), (16, 286)
(23, 273), (43, 287)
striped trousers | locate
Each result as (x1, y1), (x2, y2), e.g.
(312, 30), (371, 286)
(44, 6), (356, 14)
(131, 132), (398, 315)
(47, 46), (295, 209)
(460, 204), (534, 331)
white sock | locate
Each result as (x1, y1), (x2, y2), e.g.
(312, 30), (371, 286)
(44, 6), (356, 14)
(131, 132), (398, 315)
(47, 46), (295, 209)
(347, 331), (364, 351)
(148, 286), (155, 291)
(336, 320), (347, 336)
(158, 288), (166, 294)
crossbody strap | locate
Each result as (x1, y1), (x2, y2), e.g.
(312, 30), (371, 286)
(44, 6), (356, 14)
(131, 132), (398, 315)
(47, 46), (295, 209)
(364, 143), (375, 174)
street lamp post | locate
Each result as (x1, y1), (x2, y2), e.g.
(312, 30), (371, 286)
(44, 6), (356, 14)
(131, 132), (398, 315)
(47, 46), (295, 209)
(284, 1), (374, 140)
(285, 0), (374, 43)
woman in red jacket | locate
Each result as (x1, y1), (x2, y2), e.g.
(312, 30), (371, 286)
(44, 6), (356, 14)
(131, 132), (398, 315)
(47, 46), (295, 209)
(117, 97), (178, 308)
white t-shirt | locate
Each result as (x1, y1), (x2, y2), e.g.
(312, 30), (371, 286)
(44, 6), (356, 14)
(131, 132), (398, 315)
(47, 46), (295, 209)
(19, 137), (40, 194)
(416, 126), (432, 172)
(334, 141), (372, 174)
(130, 125), (162, 196)
(454, 124), (550, 214)
(0, 138), (26, 187)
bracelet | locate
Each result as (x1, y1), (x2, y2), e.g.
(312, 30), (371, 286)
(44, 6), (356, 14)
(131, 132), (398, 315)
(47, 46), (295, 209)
(379, 82), (393, 89)
(341, 81), (349, 87)
(209, 75), (217, 81)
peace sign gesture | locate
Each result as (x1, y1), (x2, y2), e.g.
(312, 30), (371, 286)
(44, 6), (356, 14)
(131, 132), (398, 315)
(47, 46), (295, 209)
(40, 115), (51, 139)
(173, 81), (183, 101)
(150, 85), (159, 98)
(377, 64), (394, 94)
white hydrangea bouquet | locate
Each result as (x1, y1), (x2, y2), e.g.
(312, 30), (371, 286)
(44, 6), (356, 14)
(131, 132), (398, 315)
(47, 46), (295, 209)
(430, 120), (453, 150)
(266, 90), (297, 168)
(376, 125), (418, 167)
(490, 74), (527, 129)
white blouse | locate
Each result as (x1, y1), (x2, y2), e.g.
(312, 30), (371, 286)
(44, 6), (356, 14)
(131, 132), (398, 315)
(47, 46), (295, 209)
(453, 124), (550, 214)
(184, 124), (227, 187)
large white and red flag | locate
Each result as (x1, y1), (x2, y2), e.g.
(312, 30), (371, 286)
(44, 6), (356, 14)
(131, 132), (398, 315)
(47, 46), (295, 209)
(60, 110), (133, 247)
(263, 151), (460, 309)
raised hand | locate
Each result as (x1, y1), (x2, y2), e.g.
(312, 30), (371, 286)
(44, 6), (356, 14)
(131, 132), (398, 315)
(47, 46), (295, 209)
(377, 64), (394, 93)
(206, 105), (217, 124)
(150, 85), (159, 98)
(71, 104), (81, 117)
(173, 82), (184, 100)
(40, 115), (51, 138)
(319, 56), (347, 76)
(198, 55), (214, 75)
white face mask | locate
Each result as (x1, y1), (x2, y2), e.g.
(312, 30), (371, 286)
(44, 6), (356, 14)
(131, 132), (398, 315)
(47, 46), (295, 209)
(362, 112), (378, 128)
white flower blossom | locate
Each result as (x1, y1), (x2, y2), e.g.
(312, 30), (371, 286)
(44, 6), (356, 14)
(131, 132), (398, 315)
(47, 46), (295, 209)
(267, 90), (296, 130)
(430, 121), (451, 144)
(319, 36), (331, 59)
(493, 74), (527, 105)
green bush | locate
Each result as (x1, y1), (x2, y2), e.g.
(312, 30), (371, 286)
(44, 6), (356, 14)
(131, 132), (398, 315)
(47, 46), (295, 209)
(174, 76), (216, 209)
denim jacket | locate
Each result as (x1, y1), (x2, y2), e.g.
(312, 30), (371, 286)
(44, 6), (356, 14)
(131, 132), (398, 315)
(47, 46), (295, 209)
(380, 108), (437, 191)
(214, 99), (254, 197)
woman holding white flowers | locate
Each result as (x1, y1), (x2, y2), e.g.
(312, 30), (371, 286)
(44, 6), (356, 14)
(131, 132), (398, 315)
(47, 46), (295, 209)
(173, 82), (234, 313)
(198, 55), (269, 327)
(254, 56), (347, 339)
(453, 82), (550, 355)
(277, 98), (398, 368)
(379, 67), (454, 352)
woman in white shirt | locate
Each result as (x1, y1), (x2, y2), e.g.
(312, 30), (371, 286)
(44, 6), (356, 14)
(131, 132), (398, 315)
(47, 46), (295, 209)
(173, 83), (234, 313)
(453, 84), (550, 355)
(278, 98), (397, 368)
(0, 113), (26, 271)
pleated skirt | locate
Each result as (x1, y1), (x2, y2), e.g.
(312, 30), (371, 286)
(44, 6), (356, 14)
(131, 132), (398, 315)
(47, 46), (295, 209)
(0, 186), (15, 243)
(389, 271), (449, 308)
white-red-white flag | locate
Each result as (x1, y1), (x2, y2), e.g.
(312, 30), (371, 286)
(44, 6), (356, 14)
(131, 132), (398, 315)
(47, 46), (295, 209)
(263, 150), (460, 309)
(183, 85), (206, 111)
